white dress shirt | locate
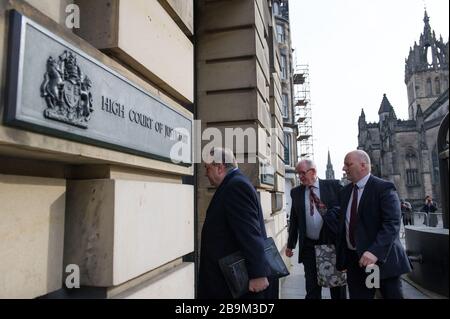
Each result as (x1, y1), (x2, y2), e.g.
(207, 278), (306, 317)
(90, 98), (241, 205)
(305, 179), (324, 240)
(345, 173), (371, 250)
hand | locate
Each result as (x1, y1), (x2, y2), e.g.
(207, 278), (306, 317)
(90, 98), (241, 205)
(318, 203), (328, 216)
(249, 277), (269, 293)
(359, 251), (378, 268)
(285, 248), (294, 257)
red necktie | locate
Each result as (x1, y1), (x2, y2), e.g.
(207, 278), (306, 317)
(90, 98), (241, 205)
(349, 184), (359, 247)
(309, 186), (321, 216)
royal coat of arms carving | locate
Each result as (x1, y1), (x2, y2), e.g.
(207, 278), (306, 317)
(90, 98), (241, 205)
(40, 50), (94, 128)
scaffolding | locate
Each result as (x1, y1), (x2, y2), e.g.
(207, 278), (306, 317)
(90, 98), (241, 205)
(293, 64), (314, 161)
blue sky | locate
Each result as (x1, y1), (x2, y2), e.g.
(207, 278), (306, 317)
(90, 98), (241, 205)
(289, 0), (449, 179)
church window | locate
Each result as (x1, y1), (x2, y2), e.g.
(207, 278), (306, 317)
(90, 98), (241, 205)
(435, 77), (441, 95)
(426, 78), (432, 96)
(406, 169), (419, 186)
(405, 150), (420, 186)
(432, 145), (440, 184)
(415, 85), (420, 97)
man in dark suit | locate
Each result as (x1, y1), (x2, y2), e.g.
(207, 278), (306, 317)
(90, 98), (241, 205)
(334, 150), (412, 299)
(286, 159), (346, 299)
(198, 147), (270, 299)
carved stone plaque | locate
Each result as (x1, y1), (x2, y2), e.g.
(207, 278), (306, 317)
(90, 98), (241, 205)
(5, 11), (192, 165)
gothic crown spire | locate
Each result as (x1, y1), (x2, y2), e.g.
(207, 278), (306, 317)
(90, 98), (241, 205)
(405, 10), (449, 83)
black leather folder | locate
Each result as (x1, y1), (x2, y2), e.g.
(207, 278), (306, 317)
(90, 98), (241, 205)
(218, 237), (290, 298)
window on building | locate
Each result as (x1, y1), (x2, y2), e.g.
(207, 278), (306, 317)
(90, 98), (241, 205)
(273, 1), (280, 16)
(406, 169), (419, 186)
(284, 133), (291, 165)
(282, 94), (289, 118)
(281, 55), (287, 80)
(444, 77), (449, 90)
(426, 78), (432, 96)
(432, 145), (440, 184)
(405, 150), (420, 186)
(415, 85), (420, 97)
(276, 24), (285, 43)
(435, 77), (441, 95)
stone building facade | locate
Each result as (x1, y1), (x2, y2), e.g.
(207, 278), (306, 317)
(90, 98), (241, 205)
(0, 0), (292, 298)
(196, 0), (290, 294)
(272, 0), (298, 222)
(358, 12), (449, 208)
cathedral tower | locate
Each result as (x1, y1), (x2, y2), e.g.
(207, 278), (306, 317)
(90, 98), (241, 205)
(405, 11), (449, 120)
(325, 150), (335, 180)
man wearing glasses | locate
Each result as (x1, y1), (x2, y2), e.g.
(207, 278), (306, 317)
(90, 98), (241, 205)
(286, 159), (346, 299)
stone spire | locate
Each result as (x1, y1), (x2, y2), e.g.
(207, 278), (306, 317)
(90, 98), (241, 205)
(358, 108), (366, 129)
(325, 150), (335, 180)
(378, 94), (395, 116)
(405, 10), (449, 83)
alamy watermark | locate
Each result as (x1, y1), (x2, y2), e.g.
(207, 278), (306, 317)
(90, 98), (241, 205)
(65, 4), (80, 29)
(169, 120), (280, 165)
(365, 264), (380, 289)
(65, 264), (80, 289)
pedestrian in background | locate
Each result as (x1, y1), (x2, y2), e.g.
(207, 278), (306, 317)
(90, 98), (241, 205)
(422, 195), (438, 227)
(400, 199), (413, 226)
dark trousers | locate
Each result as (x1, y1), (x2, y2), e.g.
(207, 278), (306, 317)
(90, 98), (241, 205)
(302, 238), (347, 299)
(402, 213), (413, 226)
(426, 213), (438, 227)
(345, 249), (403, 299)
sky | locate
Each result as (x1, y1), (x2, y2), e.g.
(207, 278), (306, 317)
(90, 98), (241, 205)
(289, 0), (449, 179)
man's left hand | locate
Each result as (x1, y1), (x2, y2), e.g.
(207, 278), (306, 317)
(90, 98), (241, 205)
(359, 251), (378, 268)
(318, 203), (328, 216)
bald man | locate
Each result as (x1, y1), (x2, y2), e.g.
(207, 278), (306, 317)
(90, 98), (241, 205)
(335, 150), (412, 299)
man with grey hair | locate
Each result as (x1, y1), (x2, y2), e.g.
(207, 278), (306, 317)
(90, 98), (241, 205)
(286, 158), (346, 299)
(198, 147), (270, 299)
(335, 150), (412, 299)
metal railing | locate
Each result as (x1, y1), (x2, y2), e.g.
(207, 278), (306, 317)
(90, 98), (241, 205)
(400, 212), (444, 239)
(408, 212), (444, 227)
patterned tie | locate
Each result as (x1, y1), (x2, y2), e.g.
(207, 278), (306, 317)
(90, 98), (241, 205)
(349, 184), (359, 247)
(309, 186), (322, 216)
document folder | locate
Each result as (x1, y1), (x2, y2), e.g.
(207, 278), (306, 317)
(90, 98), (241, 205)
(218, 237), (290, 298)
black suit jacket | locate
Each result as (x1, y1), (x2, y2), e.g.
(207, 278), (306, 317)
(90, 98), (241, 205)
(198, 169), (269, 299)
(287, 179), (343, 263)
(335, 175), (412, 279)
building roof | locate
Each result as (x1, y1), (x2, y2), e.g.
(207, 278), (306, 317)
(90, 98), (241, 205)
(423, 89), (449, 119)
(378, 94), (394, 114)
